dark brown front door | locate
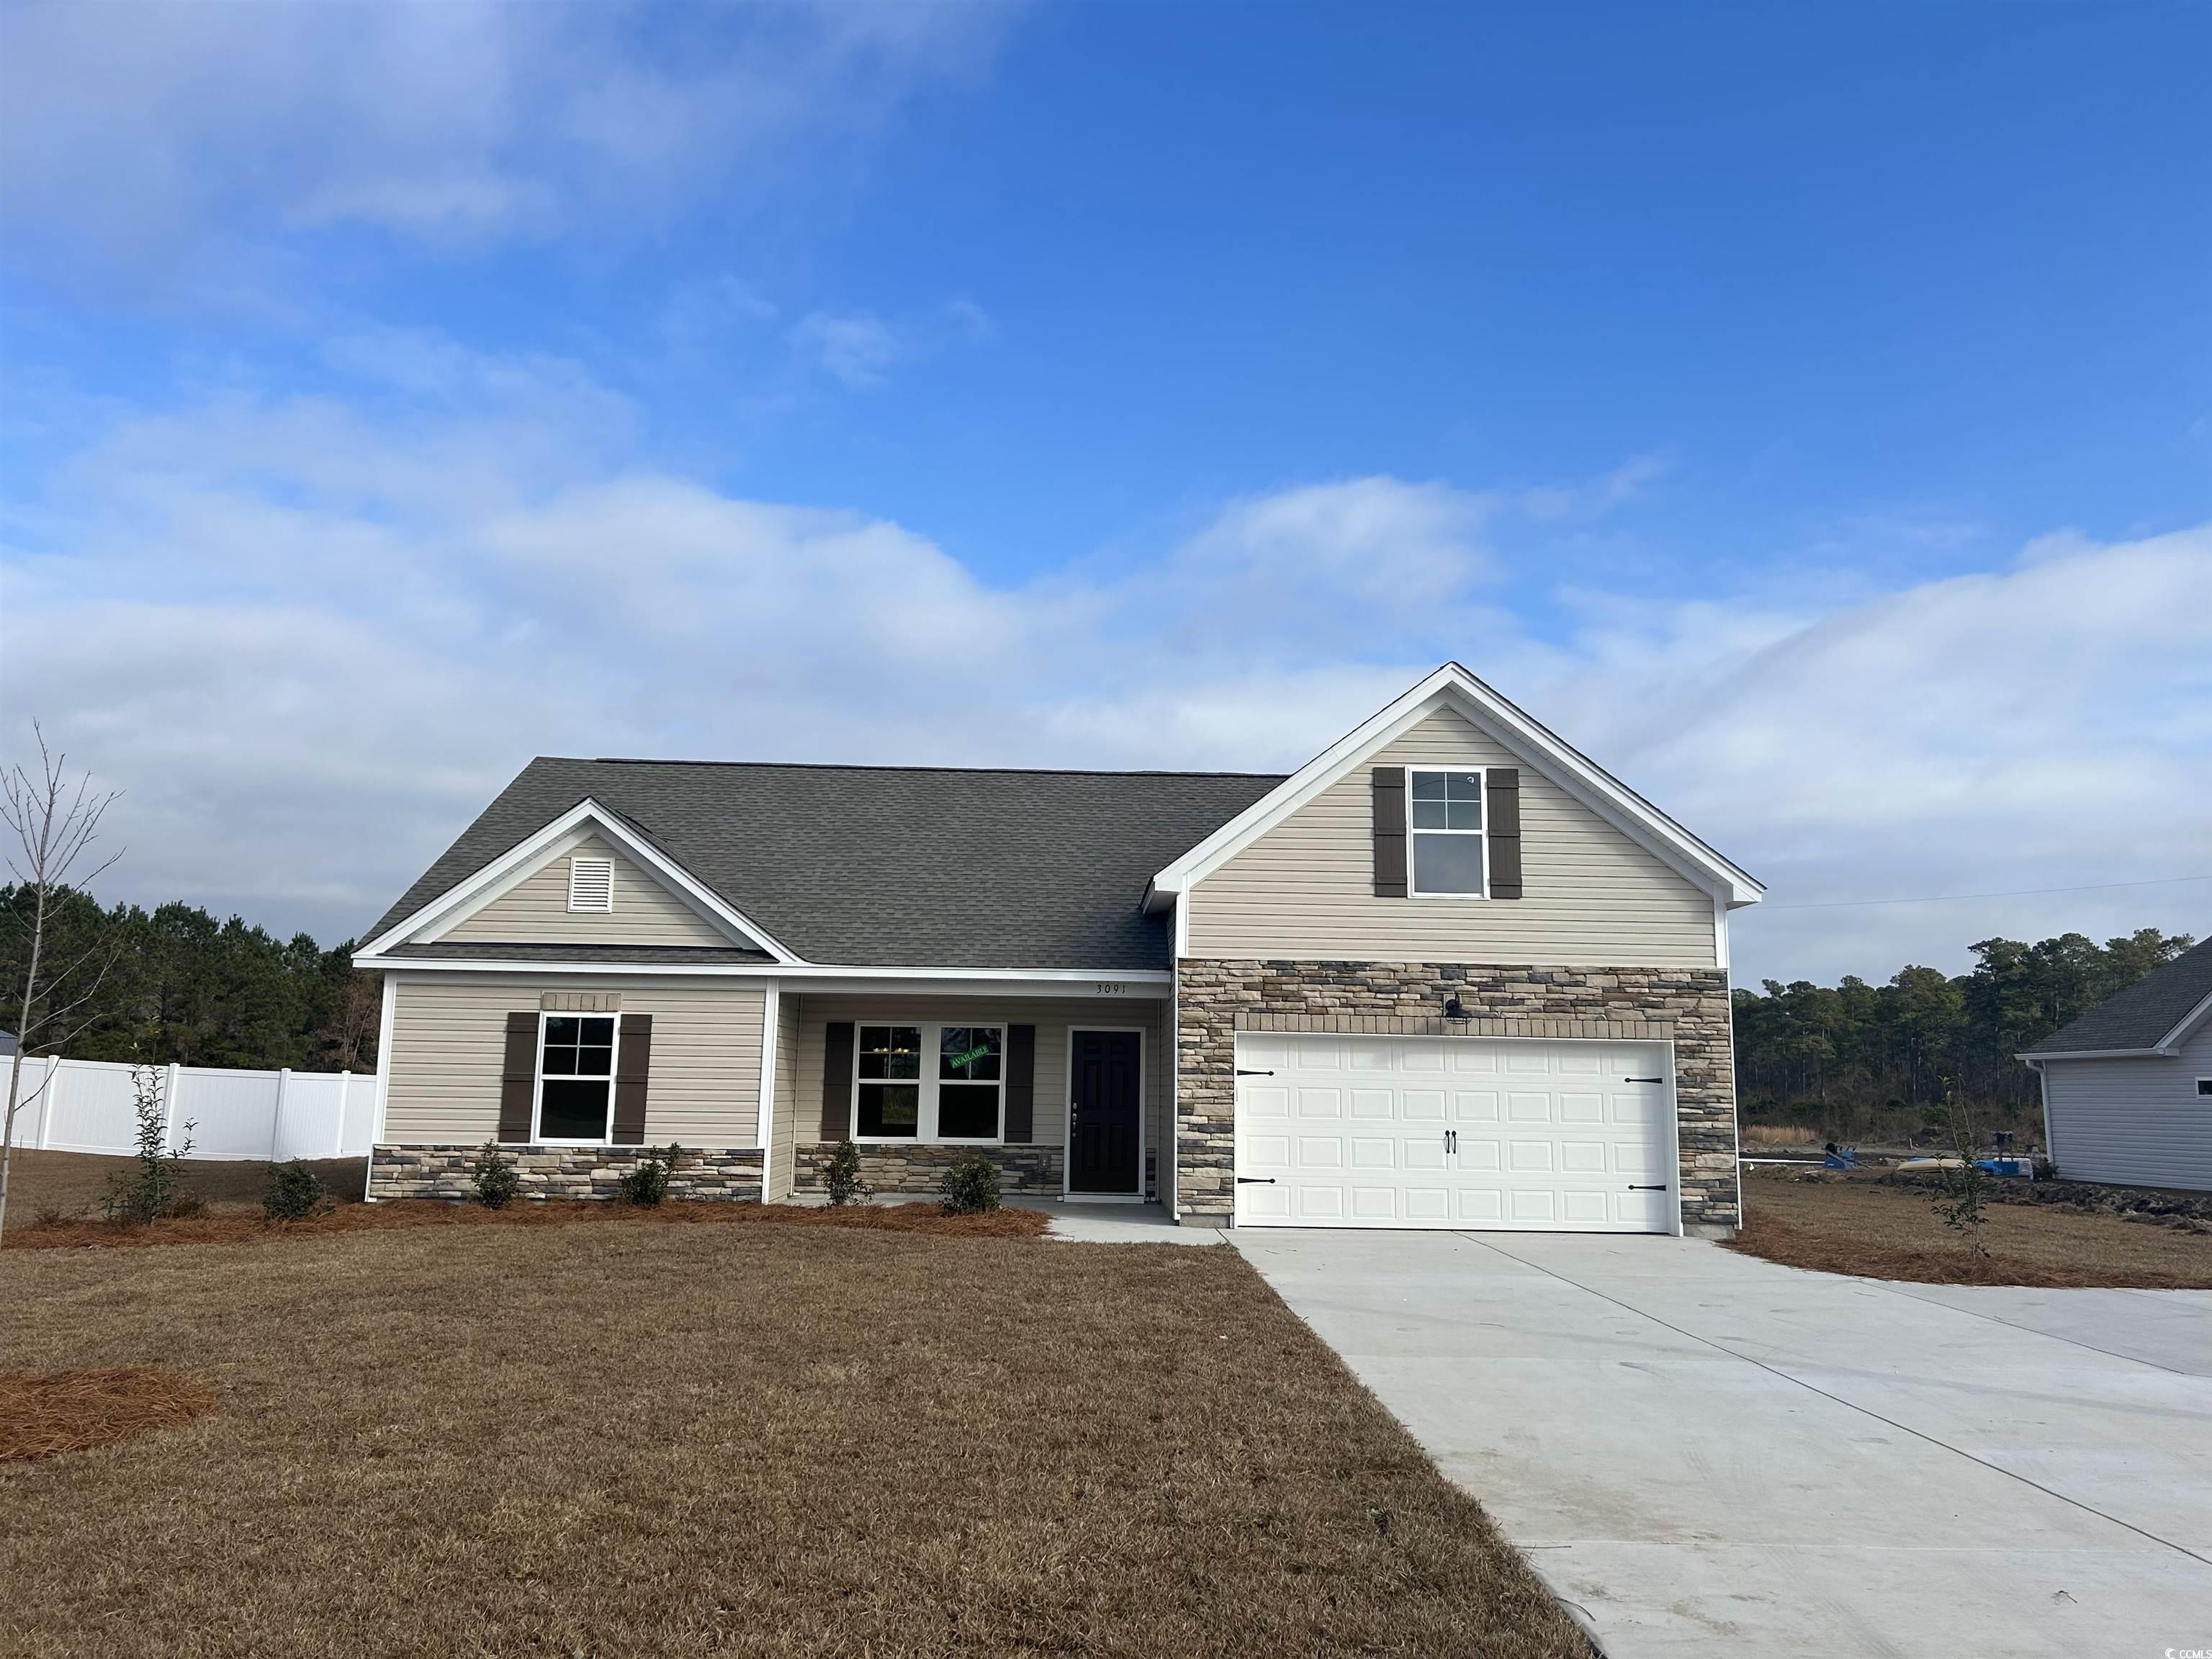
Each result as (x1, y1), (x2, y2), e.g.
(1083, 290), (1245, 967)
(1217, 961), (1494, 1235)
(1069, 1030), (1141, 1193)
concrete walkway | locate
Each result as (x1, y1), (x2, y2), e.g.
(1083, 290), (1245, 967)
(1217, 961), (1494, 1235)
(1233, 1228), (2212, 1659)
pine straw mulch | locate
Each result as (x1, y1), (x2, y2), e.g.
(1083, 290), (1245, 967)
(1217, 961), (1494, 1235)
(6, 1197), (1048, 1251)
(1728, 1171), (2212, 1288)
(1, 1368), (220, 1463)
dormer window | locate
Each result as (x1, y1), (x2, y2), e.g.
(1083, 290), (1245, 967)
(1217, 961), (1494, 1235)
(1408, 769), (1486, 896)
(567, 855), (614, 912)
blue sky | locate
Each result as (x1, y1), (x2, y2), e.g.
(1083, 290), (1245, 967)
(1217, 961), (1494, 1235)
(2, 0), (2208, 983)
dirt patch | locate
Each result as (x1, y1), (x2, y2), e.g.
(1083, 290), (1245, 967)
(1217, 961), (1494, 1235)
(0, 1218), (1587, 1658)
(1, 1367), (220, 1463)
(4, 1148), (368, 1223)
(1731, 1167), (2212, 1288)
(8, 1195), (1048, 1249)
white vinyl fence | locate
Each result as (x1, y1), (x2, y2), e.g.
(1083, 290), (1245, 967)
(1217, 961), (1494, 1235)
(1, 1055), (377, 1161)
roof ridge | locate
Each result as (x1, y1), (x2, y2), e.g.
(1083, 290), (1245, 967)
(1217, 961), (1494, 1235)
(551, 757), (1291, 780)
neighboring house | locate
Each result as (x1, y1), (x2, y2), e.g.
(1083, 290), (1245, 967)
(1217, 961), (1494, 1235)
(354, 664), (1763, 1234)
(2020, 937), (2212, 1192)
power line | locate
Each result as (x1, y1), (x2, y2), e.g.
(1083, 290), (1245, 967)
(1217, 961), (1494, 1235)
(1763, 873), (2212, 911)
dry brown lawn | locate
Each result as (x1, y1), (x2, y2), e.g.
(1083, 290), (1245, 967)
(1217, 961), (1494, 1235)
(1733, 1167), (2212, 1288)
(4, 1148), (369, 1218)
(0, 1218), (1588, 1658)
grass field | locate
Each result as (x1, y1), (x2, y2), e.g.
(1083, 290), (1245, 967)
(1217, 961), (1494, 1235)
(0, 1213), (1588, 1659)
(1733, 1166), (2212, 1287)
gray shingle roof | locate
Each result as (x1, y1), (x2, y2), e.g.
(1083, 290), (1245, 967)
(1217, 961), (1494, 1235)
(2024, 936), (2212, 1056)
(370, 760), (1285, 971)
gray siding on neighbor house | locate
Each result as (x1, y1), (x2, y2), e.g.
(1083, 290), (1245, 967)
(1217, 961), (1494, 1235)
(1184, 706), (1719, 968)
(2042, 1019), (2212, 1192)
(436, 837), (735, 948)
(383, 976), (767, 1148)
(788, 994), (1170, 1190)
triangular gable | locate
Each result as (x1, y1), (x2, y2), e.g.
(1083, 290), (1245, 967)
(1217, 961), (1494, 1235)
(1146, 662), (1763, 912)
(356, 799), (801, 963)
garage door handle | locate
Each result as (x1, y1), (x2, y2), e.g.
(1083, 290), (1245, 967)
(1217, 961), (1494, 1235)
(1628, 1183), (1669, 1192)
(1236, 1177), (1277, 1185)
(1625, 1076), (1664, 1083)
(1236, 1069), (1274, 1076)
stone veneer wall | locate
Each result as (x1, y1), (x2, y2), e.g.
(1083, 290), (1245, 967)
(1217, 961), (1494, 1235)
(793, 1143), (1063, 1197)
(370, 1143), (764, 1202)
(1174, 961), (1739, 1235)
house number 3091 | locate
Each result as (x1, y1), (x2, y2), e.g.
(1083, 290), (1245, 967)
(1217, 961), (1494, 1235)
(1092, 981), (1128, 995)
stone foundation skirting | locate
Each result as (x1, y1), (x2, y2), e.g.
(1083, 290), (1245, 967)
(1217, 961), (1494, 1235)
(1175, 960), (1740, 1235)
(369, 1143), (765, 1202)
(794, 1143), (1064, 1197)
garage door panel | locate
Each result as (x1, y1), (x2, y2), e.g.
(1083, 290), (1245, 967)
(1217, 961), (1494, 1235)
(1452, 1089), (1500, 1122)
(1506, 1092), (1552, 1122)
(1236, 1034), (1676, 1233)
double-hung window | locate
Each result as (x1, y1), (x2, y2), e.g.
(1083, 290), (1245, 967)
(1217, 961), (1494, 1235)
(1409, 769), (1487, 896)
(854, 1022), (1005, 1143)
(537, 1014), (619, 1142)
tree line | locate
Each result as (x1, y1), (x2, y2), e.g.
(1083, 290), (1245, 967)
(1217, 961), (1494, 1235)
(0, 884), (379, 1074)
(1732, 926), (2196, 1142)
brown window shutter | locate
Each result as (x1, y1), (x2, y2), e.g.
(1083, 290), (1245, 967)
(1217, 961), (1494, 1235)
(1372, 766), (1408, 897)
(611, 1014), (652, 1144)
(1003, 1024), (1036, 1143)
(1488, 768), (1523, 899)
(820, 1021), (855, 1141)
(498, 1012), (539, 1143)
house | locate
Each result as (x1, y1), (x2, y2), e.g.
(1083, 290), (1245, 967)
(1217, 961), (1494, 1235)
(2020, 936), (2212, 1192)
(354, 664), (1763, 1234)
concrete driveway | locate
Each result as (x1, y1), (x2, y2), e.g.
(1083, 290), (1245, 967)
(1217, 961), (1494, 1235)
(1233, 1229), (2212, 1659)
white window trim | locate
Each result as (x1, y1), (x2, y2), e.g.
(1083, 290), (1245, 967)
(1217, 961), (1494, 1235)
(1406, 766), (1490, 901)
(850, 1021), (1007, 1146)
(566, 854), (615, 913)
(2198, 1077), (2212, 1097)
(534, 1010), (622, 1146)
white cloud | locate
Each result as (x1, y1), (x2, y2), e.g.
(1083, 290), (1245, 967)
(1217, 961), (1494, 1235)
(0, 0), (1017, 270)
(790, 300), (998, 390)
(4, 360), (2206, 986)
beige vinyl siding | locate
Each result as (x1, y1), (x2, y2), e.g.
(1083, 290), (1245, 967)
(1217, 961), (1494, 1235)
(436, 837), (734, 948)
(766, 992), (801, 1200)
(385, 976), (766, 1146)
(789, 994), (1170, 1186)
(2042, 1021), (2212, 1192)
(1186, 706), (1719, 968)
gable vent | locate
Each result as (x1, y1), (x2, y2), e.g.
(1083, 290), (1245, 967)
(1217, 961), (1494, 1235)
(567, 855), (615, 913)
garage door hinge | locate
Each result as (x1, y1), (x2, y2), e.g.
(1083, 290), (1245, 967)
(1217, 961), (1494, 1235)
(1236, 1068), (1274, 1076)
(1628, 1184), (1670, 1192)
(1236, 1177), (1277, 1184)
(1624, 1076), (1664, 1083)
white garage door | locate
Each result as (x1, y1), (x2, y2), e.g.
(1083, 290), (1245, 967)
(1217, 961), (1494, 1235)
(1233, 1033), (1677, 1232)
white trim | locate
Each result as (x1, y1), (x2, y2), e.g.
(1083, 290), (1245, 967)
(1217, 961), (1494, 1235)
(2015, 1046), (2177, 1061)
(2155, 986), (2212, 1052)
(354, 955), (1171, 994)
(2034, 1059), (2056, 1169)
(849, 1020), (1008, 1146)
(1404, 765), (1490, 899)
(364, 974), (396, 1202)
(532, 1009), (622, 1146)
(356, 799), (800, 964)
(1147, 662), (1763, 911)
(1064, 1025), (1146, 1199)
(1712, 894), (1732, 974)
(756, 981), (781, 1198)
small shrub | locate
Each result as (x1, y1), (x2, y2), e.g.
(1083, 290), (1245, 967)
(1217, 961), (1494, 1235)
(941, 1151), (1002, 1216)
(31, 1202), (80, 1230)
(619, 1143), (683, 1206)
(1926, 1082), (1990, 1256)
(472, 1141), (521, 1209)
(823, 1138), (873, 1207)
(262, 1160), (331, 1221)
(102, 1066), (198, 1226)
